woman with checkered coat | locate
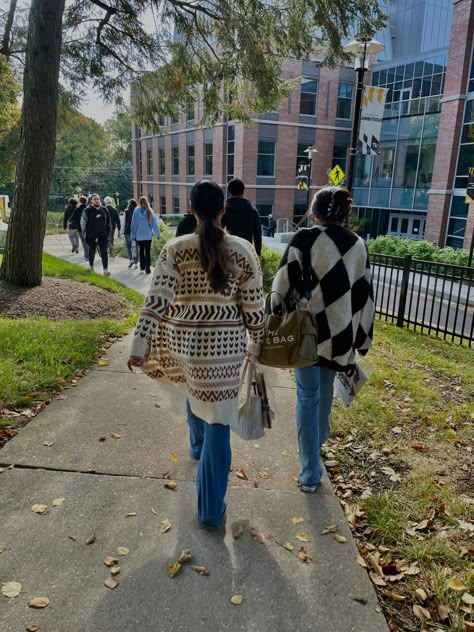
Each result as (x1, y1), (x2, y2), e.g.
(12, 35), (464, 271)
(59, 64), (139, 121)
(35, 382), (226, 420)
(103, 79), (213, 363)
(272, 187), (374, 493)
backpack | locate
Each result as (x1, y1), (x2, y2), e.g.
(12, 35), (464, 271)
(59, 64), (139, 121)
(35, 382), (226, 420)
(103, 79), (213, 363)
(86, 206), (108, 238)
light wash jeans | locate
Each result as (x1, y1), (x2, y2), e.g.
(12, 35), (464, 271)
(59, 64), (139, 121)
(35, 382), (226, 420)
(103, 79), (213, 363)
(186, 400), (231, 528)
(68, 228), (79, 251)
(294, 365), (336, 487)
(124, 234), (137, 263)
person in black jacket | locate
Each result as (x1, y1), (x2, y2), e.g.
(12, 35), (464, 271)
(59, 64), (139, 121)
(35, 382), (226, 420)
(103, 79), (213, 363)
(63, 197), (80, 253)
(176, 203), (197, 237)
(104, 196), (121, 256)
(76, 195), (89, 260)
(80, 193), (112, 276)
(123, 199), (138, 268)
(222, 178), (262, 255)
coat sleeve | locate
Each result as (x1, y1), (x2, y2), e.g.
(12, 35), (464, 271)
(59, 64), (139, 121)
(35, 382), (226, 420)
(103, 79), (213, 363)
(63, 207), (71, 230)
(239, 245), (265, 355)
(80, 208), (88, 238)
(353, 243), (375, 354)
(130, 243), (180, 357)
(252, 208), (262, 256)
(152, 214), (161, 239)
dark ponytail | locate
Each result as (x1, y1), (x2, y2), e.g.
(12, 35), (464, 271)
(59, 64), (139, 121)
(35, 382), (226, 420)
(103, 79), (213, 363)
(190, 180), (233, 293)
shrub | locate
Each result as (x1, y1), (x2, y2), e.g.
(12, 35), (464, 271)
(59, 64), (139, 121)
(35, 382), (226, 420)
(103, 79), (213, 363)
(260, 244), (282, 293)
(368, 236), (469, 267)
(46, 211), (65, 235)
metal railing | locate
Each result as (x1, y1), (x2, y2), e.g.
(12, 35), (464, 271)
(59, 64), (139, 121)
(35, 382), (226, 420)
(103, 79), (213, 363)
(371, 253), (474, 347)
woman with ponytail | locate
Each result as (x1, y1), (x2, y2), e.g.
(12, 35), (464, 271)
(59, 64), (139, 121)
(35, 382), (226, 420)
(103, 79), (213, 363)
(272, 187), (375, 494)
(130, 195), (161, 273)
(128, 181), (264, 528)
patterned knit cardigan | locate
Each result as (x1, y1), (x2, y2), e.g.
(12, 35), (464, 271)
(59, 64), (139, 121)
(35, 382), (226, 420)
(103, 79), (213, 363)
(272, 224), (374, 371)
(130, 233), (265, 425)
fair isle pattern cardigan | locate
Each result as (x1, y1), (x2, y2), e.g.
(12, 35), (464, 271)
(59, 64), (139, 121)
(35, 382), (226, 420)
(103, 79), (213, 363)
(130, 233), (265, 425)
(272, 225), (374, 371)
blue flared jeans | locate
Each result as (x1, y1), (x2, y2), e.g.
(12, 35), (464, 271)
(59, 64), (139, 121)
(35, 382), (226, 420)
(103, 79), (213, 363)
(186, 400), (231, 528)
(294, 365), (336, 487)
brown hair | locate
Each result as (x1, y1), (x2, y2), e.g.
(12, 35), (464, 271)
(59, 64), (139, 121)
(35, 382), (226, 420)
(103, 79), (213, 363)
(311, 187), (352, 223)
(190, 180), (233, 293)
(139, 195), (153, 223)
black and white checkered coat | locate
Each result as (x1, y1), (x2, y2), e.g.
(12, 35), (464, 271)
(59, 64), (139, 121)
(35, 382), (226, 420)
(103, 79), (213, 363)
(272, 224), (374, 371)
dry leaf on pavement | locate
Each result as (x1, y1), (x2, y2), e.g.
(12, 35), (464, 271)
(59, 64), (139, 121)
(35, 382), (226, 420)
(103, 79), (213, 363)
(292, 516), (304, 525)
(160, 519), (171, 534)
(167, 561), (182, 578)
(110, 566), (121, 576)
(250, 528), (265, 543)
(111, 432), (121, 439)
(170, 452), (178, 463)
(2, 581), (22, 598)
(117, 547), (129, 556)
(26, 625), (40, 632)
(0, 544), (7, 554)
(297, 546), (312, 563)
(97, 359), (109, 366)
(191, 566), (209, 576)
(52, 498), (65, 506)
(258, 471), (269, 479)
(278, 542), (294, 552)
(412, 604), (431, 621)
(103, 557), (119, 567)
(321, 525), (338, 535)
(29, 598), (49, 609)
(126, 512), (137, 517)
(232, 524), (245, 539)
(31, 504), (48, 515)
(236, 469), (248, 480)
(178, 549), (192, 564)
(230, 595), (243, 605)
(335, 535), (347, 543)
(369, 572), (386, 587)
(43, 441), (54, 447)
(295, 532), (310, 542)
(104, 577), (118, 590)
(356, 555), (368, 568)
(85, 534), (96, 545)
(164, 481), (177, 490)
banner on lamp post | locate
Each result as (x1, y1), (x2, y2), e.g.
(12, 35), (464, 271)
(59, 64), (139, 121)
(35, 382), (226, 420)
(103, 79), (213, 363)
(358, 86), (388, 155)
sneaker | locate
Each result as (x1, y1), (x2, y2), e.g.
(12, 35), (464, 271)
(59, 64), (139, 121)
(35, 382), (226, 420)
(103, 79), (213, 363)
(71, 247), (76, 253)
(89, 266), (94, 272)
(133, 263), (138, 269)
(103, 269), (111, 277)
(74, 247), (79, 254)
(128, 260), (134, 269)
(300, 483), (320, 494)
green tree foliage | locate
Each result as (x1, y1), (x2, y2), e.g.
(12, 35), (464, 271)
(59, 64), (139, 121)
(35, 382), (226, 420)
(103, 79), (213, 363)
(0, 54), (20, 187)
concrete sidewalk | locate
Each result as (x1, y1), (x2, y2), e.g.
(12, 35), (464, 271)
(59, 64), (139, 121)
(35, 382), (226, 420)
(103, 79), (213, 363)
(0, 236), (388, 631)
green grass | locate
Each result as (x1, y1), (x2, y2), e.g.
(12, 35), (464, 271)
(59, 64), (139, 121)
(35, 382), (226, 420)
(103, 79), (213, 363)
(0, 253), (144, 409)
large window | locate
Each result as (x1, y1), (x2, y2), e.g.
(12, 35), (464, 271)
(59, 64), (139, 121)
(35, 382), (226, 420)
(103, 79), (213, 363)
(227, 125), (235, 178)
(159, 148), (165, 175)
(146, 149), (153, 175)
(160, 195), (166, 215)
(454, 100), (474, 189)
(172, 146), (179, 175)
(336, 84), (353, 119)
(446, 197), (470, 248)
(300, 79), (318, 115)
(187, 145), (195, 176)
(332, 146), (347, 173)
(204, 143), (213, 176)
(257, 141), (275, 176)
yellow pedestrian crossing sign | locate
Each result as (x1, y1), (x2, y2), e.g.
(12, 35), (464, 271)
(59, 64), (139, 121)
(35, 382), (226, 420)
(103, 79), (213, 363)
(328, 164), (345, 186)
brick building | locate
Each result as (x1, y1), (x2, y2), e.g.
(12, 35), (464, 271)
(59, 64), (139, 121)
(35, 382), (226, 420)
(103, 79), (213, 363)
(133, 0), (474, 249)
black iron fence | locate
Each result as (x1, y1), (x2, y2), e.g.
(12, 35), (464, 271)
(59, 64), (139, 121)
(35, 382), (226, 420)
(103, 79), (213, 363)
(370, 253), (474, 347)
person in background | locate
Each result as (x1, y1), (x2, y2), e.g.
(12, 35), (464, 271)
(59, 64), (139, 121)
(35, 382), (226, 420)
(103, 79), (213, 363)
(127, 180), (264, 528)
(80, 193), (112, 276)
(104, 196), (121, 256)
(271, 187), (374, 493)
(63, 197), (80, 253)
(130, 195), (160, 274)
(267, 214), (277, 237)
(222, 178), (262, 256)
(76, 195), (89, 260)
(176, 200), (197, 236)
(123, 198), (138, 269)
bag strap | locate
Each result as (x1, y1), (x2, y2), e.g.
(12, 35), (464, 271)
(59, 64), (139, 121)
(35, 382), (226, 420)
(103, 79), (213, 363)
(302, 244), (312, 301)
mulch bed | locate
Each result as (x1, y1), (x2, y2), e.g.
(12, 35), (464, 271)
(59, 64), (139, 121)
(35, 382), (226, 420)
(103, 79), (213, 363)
(0, 277), (129, 320)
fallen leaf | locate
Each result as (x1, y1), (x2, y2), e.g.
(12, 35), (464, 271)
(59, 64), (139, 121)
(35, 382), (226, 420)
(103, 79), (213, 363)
(170, 452), (178, 463)
(438, 604), (451, 620)
(191, 566), (209, 576)
(151, 508), (157, 515)
(31, 504), (48, 515)
(280, 542), (294, 552)
(465, 622), (474, 632)
(164, 481), (177, 491)
(160, 519), (171, 534)
(236, 468), (248, 480)
(111, 432), (121, 439)
(295, 532), (310, 542)
(447, 577), (467, 591)
(258, 471), (269, 479)
(110, 566), (121, 576)
(458, 520), (474, 533)
(321, 525), (338, 535)
(117, 547), (129, 556)
(232, 525), (244, 540)
(52, 498), (65, 506)
(391, 426), (402, 434)
(126, 512), (137, 517)
(250, 528), (265, 543)
(43, 441), (54, 447)
(167, 562), (182, 578)
(98, 359), (109, 366)
(335, 535), (347, 543)
(55, 377), (67, 384)
(29, 598), (49, 609)
(413, 519), (433, 531)
(325, 460), (338, 467)
(369, 572), (386, 587)
(352, 597), (368, 605)
(297, 546), (313, 563)
(104, 577), (118, 590)
(292, 516), (304, 525)
(462, 593), (474, 605)
(412, 604), (430, 621)
(386, 592), (406, 602)
(178, 549), (192, 564)
(415, 588), (428, 602)
(410, 444), (426, 451)
(366, 553), (383, 577)
(0, 544), (7, 554)
(85, 534), (96, 545)
(230, 595), (243, 605)
(26, 625), (40, 632)
(356, 555), (368, 568)
(2, 581), (22, 598)
(103, 556), (119, 567)
(405, 564), (421, 576)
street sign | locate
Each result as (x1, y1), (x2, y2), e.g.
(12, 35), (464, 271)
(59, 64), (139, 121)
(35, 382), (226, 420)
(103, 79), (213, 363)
(328, 164), (345, 186)
(466, 167), (474, 204)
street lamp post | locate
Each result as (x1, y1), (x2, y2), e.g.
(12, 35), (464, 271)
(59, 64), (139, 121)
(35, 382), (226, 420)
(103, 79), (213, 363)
(304, 146), (317, 227)
(343, 37), (385, 193)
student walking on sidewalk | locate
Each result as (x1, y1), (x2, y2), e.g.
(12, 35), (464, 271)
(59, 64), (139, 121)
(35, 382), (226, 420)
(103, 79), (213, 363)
(123, 198), (138, 268)
(63, 197), (80, 253)
(80, 193), (112, 276)
(130, 196), (160, 274)
(128, 180), (265, 528)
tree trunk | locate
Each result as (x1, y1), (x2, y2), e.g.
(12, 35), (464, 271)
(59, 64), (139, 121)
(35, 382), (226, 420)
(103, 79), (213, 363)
(0, 0), (65, 287)
(1, 0), (18, 59)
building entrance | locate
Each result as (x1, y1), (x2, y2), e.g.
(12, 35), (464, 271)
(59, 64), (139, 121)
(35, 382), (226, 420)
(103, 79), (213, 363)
(388, 213), (425, 240)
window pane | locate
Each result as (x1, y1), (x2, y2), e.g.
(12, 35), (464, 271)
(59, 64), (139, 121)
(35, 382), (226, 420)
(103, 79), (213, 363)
(228, 125), (235, 141)
(204, 143), (213, 175)
(445, 235), (464, 248)
(227, 154), (234, 176)
(159, 148), (165, 175)
(300, 92), (316, 115)
(450, 197), (470, 218)
(447, 217), (466, 238)
(187, 145), (195, 176)
(456, 144), (474, 175)
(172, 147), (179, 175)
(160, 196), (166, 214)
(173, 197), (180, 213)
(257, 141), (275, 176)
